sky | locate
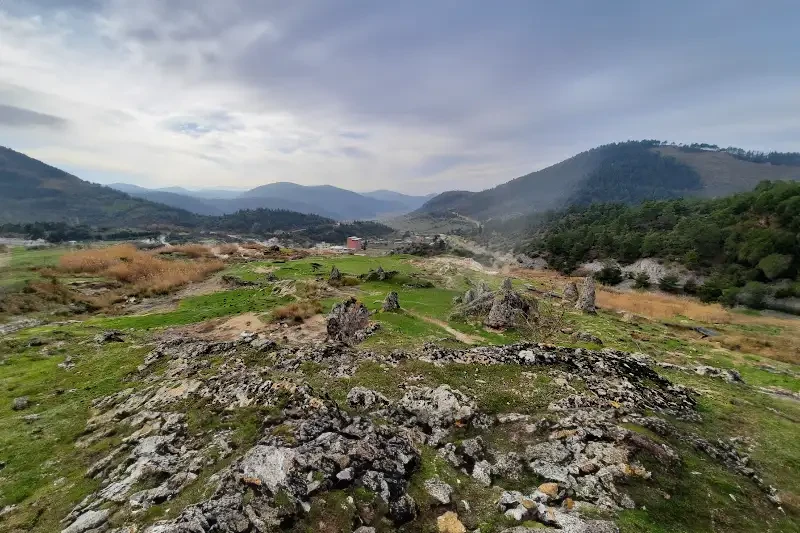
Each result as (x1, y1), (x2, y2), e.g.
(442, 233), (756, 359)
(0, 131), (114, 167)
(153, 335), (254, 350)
(1, 1), (799, 195)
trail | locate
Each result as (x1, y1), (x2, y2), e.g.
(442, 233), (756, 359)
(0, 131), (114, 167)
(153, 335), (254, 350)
(405, 309), (482, 344)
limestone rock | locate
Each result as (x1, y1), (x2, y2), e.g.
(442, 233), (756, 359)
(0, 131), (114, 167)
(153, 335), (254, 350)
(397, 385), (476, 430)
(574, 277), (596, 314)
(12, 396), (29, 411)
(347, 387), (390, 410)
(383, 291), (400, 311)
(437, 511), (466, 533)
(573, 331), (603, 345)
(485, 290), (530, 329)
(563, 282), (579, 303)
(329, 265), (342, 282)
(326, 297), (373, 345)
(424, 478), (454, 504)
(62, 509), (109, 533)
(94, 330), (124, 343)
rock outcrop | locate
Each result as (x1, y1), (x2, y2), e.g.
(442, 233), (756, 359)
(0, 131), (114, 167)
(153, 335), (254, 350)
(383, 291), (400, 311)
(326, 298), (377, 345)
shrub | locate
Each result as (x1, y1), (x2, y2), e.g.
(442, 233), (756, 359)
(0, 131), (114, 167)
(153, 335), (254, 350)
(658, 274), (680, 293)
(633, 272), (651, 289)
(595, 265), (623, 286)
(683, 278), (699, 295)
(738, 282), (771, 309)
(757, 253), (793, 280)
(217, 243), (239, 255)
(270, 300), (323, 323)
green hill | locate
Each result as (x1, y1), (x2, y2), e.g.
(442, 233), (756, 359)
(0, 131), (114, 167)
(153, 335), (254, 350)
(416, 141), (800, 221)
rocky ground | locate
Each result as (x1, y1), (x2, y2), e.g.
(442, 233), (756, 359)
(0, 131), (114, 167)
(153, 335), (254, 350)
(39, 333), (785, 533)
(1, 252), (798, 533)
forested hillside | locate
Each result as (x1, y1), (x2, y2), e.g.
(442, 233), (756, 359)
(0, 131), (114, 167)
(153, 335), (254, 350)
(519, 181), (800, 305)
(416, 140), (800, 221)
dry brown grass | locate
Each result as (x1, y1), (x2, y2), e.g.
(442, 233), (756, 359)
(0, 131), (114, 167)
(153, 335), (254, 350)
(217, 243), (239, 255)
(157, 244), (213, 258)
(270, 300), (323, 323)
(59, 244), (224, 295)
(596, 287), (732, 323)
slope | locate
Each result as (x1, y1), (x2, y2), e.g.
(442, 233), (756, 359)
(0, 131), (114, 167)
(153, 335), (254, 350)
(0, 147), (200, 227)
(416, 141), (800, 221)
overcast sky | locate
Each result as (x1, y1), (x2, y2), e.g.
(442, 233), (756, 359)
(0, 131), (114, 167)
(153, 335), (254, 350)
(1, 1), (798, 194)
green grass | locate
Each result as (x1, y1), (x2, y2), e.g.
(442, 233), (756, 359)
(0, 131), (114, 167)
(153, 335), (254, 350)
(0, 329), (151, 532)
(0, 246), (67, 288)
(87, 288), (289, 330)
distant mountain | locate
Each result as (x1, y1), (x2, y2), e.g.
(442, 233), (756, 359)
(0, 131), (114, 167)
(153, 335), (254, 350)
(361, 190), (435, 213)
(107, 181), (425, 220)
(241, 182), (406, 220)
(107, 184), (224, 216)
(416, 141), (800, 221)
(0, 147), (383, 240)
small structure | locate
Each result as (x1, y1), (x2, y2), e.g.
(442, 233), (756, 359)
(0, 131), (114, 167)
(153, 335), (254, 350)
(346, 236), (364, 250)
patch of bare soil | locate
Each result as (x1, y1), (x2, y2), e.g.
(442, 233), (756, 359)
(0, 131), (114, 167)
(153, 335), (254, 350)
(177, 312), (328, 344)
(405, 309), (481, 344)
(0, 251), (10, 269)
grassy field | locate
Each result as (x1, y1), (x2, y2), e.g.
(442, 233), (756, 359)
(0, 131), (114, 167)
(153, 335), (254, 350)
(0, 246), (67, 288)
(1, 249), (799, 532)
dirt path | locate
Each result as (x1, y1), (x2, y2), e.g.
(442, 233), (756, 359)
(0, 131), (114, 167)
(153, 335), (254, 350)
(406, 310), (482, 344)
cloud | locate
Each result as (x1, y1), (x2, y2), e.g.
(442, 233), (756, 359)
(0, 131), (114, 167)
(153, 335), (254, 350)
(0, 104), (67, 128)
(0, 0), (798, 194)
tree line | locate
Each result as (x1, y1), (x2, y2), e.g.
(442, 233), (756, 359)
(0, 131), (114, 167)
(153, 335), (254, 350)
(518, 181), (800, 306)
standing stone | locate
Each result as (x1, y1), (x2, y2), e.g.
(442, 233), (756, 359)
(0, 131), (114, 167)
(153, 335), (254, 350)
(562, 281), (579, 303)
(329, 265), (342, 283)
(383, 291), (400, 311)
(502, 278), (513, 292)
(327, 297), (372, 345)
(574, 277), (596, 314)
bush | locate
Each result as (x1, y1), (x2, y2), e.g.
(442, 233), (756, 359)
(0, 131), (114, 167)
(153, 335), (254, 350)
(738, 281), (771, 309)
(633, 272), (651, 289)
(757, 253), (794, 280)
(683, 278), (699, 295)
(595, 265), (623, 286)
(658, 274), (680, 293)
(720, 287), (741, 308)
(270, 300), (323, 323)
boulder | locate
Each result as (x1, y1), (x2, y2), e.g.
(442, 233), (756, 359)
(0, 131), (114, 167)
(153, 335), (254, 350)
(12, 397), (29, 411)
(573, 331), (603, 345)
(326, 298), (372, 345)
(383, 291), (400, 311)
(423, 478), (454, 504)
(563, 282), (579, 303)
(397, 385), (476, 430)
(574, 277), (596, 314)
(347, 387), (390, 410)
(61, 509), (110, 533)
(94, 330), (124, 343)
(437, 511), (466, 533)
